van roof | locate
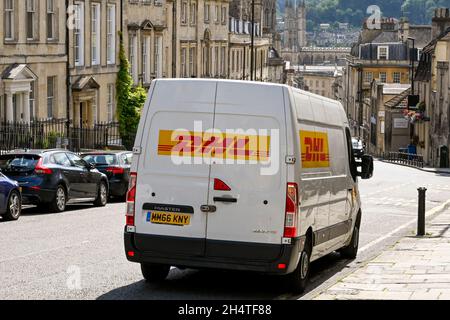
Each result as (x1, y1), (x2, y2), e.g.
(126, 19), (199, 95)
(153, 79), (346, 124)
(155, 78), (337, 101)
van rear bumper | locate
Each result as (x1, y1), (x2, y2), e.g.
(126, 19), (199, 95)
(124, 231), (306, 274)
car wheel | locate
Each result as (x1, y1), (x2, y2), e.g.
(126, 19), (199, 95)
(339, 216), (361, 260)
(94, 181), (108, 207)
(49, 185), (67, 213)
(286, 237), (312, 294)
(2, 190), (21, 221)
(141, 263), (170, 283)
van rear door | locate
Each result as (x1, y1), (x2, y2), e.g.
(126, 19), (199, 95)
(205, 82), (287, 261)
(133, 80), (217, 256)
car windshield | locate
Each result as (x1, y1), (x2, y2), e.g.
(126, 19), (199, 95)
(82, 154), (117, 166)
(0, 155), (40, 172)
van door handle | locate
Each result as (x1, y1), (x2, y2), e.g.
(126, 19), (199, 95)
(213, 197), (238, 203)
(201, 205), (217, 213)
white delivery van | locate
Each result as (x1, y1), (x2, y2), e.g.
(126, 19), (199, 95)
(124, 79), (373, 292)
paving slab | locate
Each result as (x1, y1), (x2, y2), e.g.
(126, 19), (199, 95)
(312, 208), (450, 300)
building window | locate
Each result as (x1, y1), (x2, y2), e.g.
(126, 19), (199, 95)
(221, 47), (225, 76)
(214, 47), (219, 76)
(190, 2), (196, 25)
(379, 72), (387, 83)
(393, 72), (401, 84)
(364, 71), (373, 83)
(204, 4), (209, 22)
(215, 5), (219, 23)
(142, 36), (151, 83)
(189, 47), (196, 77)
(4, 0), (14, 40)
(91, 3), (101, 65)
(74, 2), (84, 66)
(47, 0), (55, 40)
(107, 4), (116, 64)
(181, 2), (187, 24)
(47, 77), (55, 119)
(107, 84), (115, 123)
(129, 34), (137, 83)
(30, 81), (35, 120)
(377, 46), (389, 60)
(154, 35), (162, 78)
(92, 91), (98, 123)
(221, 6), (226, 24)
(26, 0), (37, 40)
(181, 47), (187, 77)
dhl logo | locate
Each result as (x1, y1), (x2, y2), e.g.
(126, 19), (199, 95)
(300, 130), (330, 168)
(158, 130), (271, 161)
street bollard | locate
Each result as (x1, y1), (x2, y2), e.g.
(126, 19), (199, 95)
(417, 187), (427, 236)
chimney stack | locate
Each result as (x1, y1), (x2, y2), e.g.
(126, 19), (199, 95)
(432, 8), (450, 38)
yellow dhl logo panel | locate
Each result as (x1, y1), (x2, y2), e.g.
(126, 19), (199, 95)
(300, 130), (330, 168)
(157, 130), (271, 161)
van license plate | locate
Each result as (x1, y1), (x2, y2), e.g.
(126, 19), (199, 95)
(147, 211), (191, 226)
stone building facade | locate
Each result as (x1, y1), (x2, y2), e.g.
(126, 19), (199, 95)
(282, 0), (306, 51)
(124, 0), (173, 85)
(415, 8), (450, 167)
(0, 0), (68, 122)
(67, 0), (122, 127)
(173, 0), (230, 78)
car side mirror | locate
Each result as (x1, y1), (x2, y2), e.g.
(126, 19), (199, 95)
(86, 162), (96, 170)
(357, 155), (374, 180)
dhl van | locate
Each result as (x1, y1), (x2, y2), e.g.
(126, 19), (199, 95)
(124, 79), (373, 292)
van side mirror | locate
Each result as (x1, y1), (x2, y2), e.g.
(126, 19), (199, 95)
(357, 155), (374, 180)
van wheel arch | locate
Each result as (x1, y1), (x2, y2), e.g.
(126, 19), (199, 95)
(305, 227), (314, 249)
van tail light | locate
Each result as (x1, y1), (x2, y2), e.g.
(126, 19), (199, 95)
(126, 172), (137, 226)
(214, 178), (231, 191)
(284, 183), (299, 238)
(34, 158), (53, 175)
(106, 166), (125, 175)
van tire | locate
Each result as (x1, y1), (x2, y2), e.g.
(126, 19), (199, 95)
(141, 263), (170, 283)
(339, 214), (361, 259)
(286, 238), (312, 294)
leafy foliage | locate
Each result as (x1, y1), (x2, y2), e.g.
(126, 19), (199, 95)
(116, 32), (146, 150)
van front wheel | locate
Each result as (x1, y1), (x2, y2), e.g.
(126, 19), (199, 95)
(141, 263), (170, 283)
(286, 239), (311, 294)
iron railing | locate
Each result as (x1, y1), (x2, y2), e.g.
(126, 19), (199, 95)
(383, 152), (424, 168)
(0, 119), (133, 155)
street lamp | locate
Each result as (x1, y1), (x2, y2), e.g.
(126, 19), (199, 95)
(250, 0), (255, 81)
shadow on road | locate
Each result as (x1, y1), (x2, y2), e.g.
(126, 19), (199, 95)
(97, 252), (349, 300)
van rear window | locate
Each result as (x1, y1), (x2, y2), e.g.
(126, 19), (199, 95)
(0, 155), (40, 173)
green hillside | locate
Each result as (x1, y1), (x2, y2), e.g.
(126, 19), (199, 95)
(278, 0), (450, 29)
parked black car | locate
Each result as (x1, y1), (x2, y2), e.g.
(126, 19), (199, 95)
(81, 151), (132, 200)
(0, 150), (109, 212)
(0, 172), (21, 221)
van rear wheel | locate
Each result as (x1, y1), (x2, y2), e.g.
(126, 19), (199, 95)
(141, 263), (170, 283)
(286, 238), (312, 294)
(339, 214), (361, 259)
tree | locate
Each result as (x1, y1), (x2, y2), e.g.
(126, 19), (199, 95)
(116, 32), (146, 150)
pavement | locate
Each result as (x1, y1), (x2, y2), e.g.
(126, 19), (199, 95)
(311, 207), (450, 300)
(379, 158), (450, 175)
